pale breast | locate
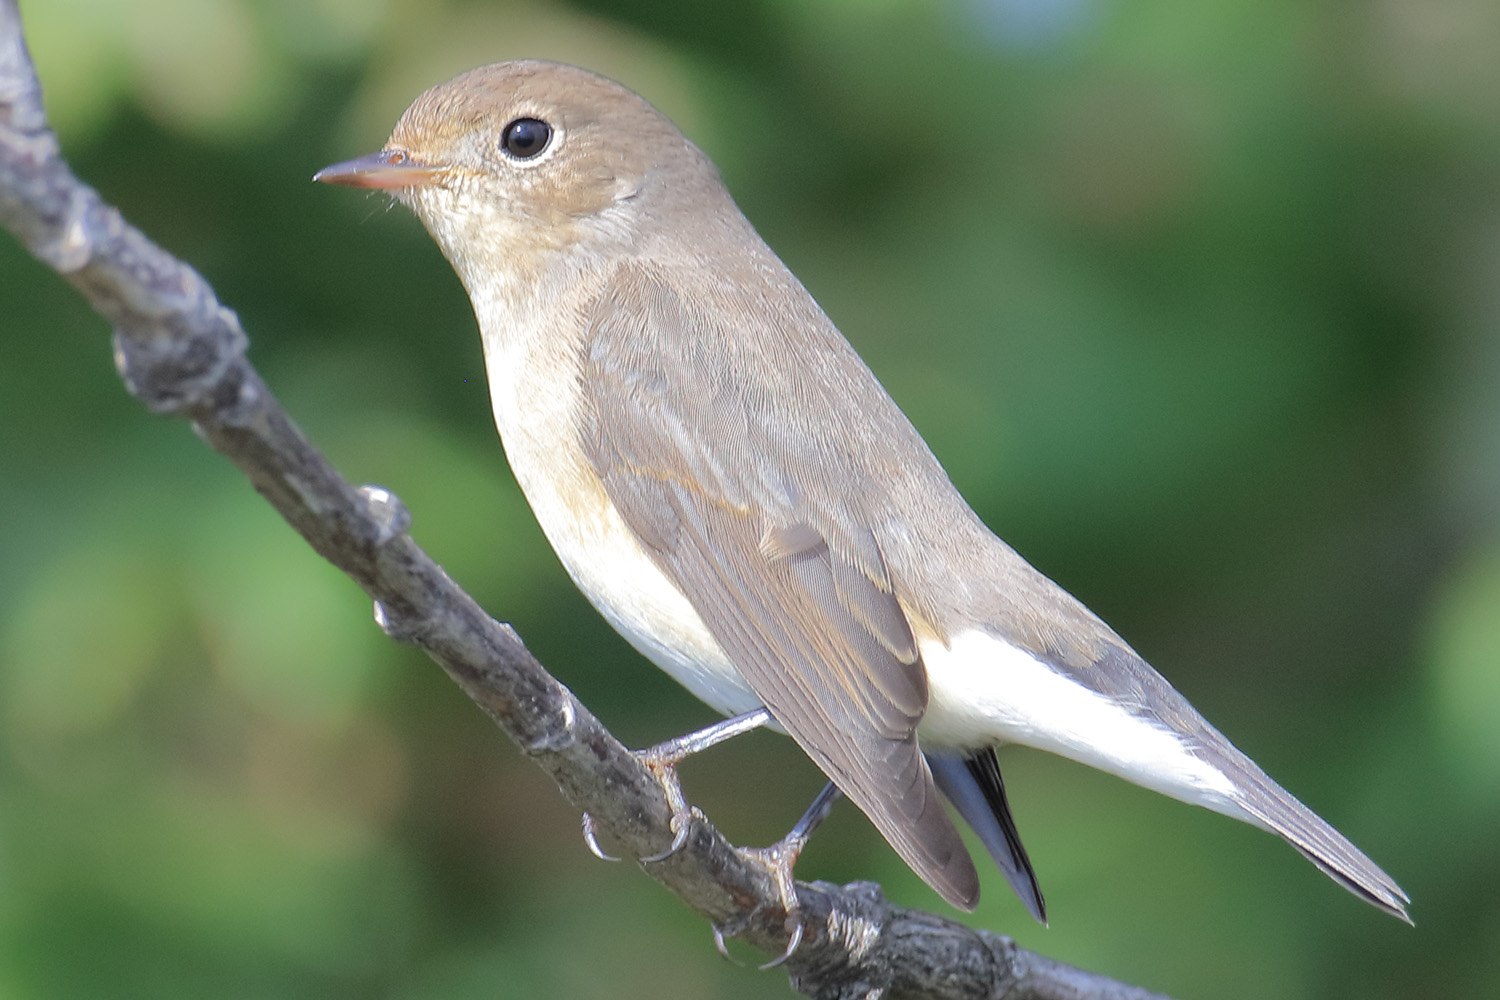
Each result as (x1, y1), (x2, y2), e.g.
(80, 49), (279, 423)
(475, 305), (763, 719)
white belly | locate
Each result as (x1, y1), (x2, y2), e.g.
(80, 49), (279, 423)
(478, 313), (763, 719)
(535, 478), (764, 719)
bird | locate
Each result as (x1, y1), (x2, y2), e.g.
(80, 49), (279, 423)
(315, 59), (1411, 926)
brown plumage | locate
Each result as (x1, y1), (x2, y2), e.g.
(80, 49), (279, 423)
(316, 60), (1410, 922)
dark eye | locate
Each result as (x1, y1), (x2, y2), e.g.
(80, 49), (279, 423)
(500, 118), (552, 160)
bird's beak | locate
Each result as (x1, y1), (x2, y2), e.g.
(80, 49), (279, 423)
(313, 149), (443, 189)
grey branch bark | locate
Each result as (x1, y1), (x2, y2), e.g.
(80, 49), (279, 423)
(0, 6), (1170, 999)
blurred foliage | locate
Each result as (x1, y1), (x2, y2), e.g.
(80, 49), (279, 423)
(2, 0), (1498, 996)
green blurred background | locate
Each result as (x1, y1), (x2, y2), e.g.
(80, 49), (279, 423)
(3, 0), (1498, 996)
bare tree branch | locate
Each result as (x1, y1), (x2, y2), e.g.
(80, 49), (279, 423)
(0, 5), (1171, 998)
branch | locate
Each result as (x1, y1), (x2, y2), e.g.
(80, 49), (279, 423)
(0, 6), (1169, 998)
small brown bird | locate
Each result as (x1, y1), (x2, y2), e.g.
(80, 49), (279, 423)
(317, 60), (1410, 924)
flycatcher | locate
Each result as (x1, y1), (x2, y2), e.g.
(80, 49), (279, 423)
(317, 60), (1410, 924)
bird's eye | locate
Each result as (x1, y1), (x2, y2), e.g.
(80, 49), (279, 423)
(500, 118), (553, 160)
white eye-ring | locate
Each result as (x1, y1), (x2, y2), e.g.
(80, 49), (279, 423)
(499, 117), (561, 167)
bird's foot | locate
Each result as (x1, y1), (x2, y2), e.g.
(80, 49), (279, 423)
(579, 709), (773, 865)
(704, 842), (803, 970)
(739, 834), (810, 969)
(735, 780), (840, 967)
(575, 750), (696, 863)
(636, 746), (698, 863)
(704, 780), (840, 966)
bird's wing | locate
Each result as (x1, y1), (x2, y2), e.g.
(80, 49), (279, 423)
(579, 263), (979, 909)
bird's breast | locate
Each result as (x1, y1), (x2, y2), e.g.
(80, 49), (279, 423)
(474, 297), (763, 719)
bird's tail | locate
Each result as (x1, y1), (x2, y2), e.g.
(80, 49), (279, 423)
(1196, 735), (1412, 923)
(1077, 644), (1413, 922)
(917, 630), (1410, 920)
(928, 749), (1047, 923)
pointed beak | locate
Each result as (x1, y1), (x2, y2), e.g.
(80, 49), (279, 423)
(313, 149), (444, 189)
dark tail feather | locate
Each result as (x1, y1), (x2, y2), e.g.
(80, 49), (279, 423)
(929, 749), (1047, 924)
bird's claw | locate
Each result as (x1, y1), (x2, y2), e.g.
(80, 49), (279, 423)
(609, 710), (772, 867)
(638, 815), (692, 864)
(637, 749), (695, 864)
(580, 812), (619, 862)
(741, 838), (809, 968)
(759, 921), (803, 970)
(578, 753), (695, 864)
(707, 911), (802, 970)
(711, 923), (745, 965)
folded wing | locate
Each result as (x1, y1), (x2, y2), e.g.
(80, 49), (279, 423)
(580, 264), (979, 908)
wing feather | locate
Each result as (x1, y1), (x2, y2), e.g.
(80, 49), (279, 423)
(581, 264), (978, 908)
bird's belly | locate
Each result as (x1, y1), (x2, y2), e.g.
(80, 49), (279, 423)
(541, 483), (765, 719)
(481, 329), (763, 719)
